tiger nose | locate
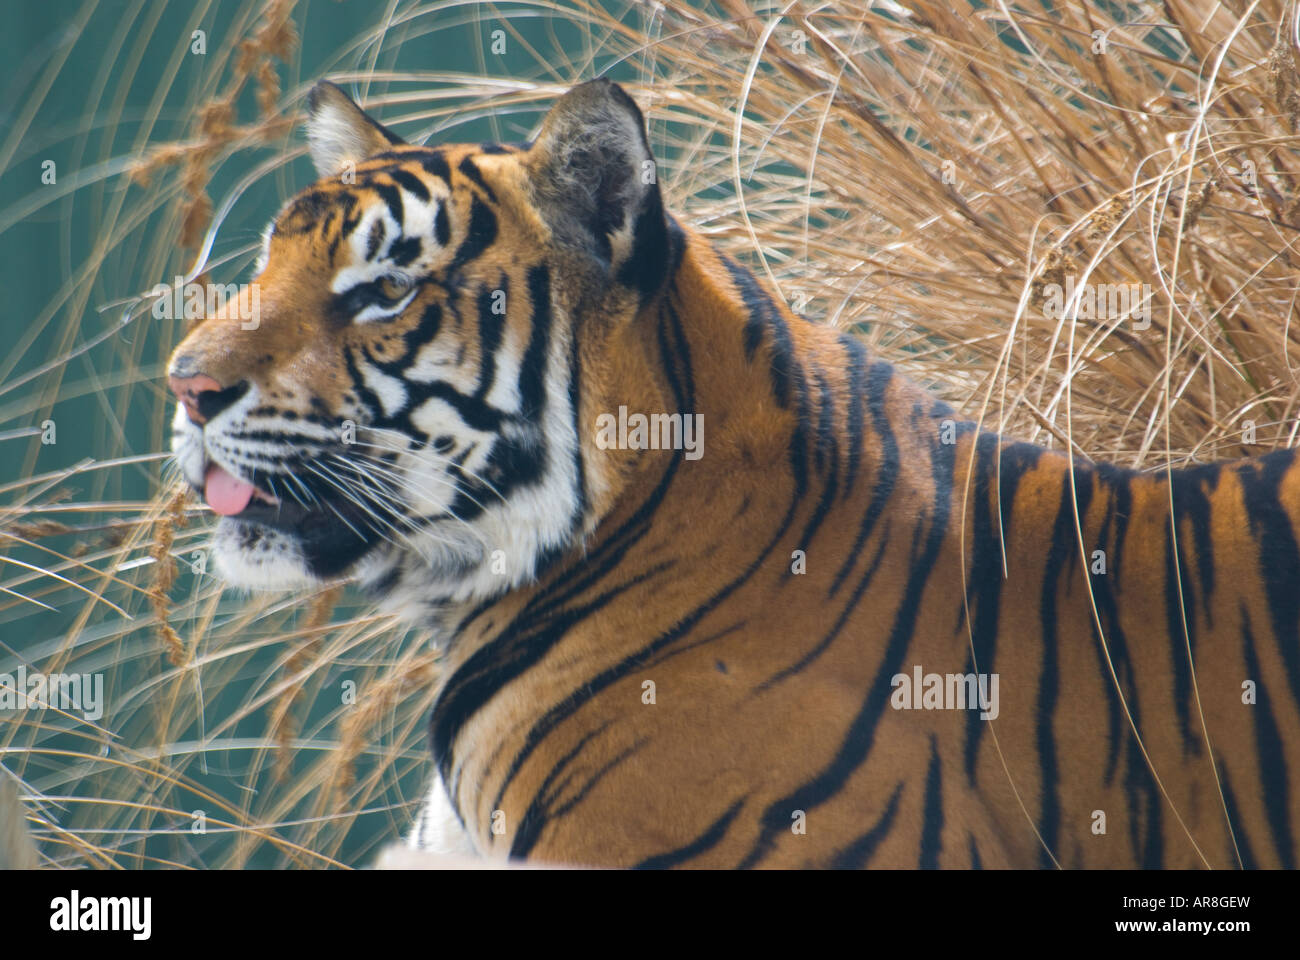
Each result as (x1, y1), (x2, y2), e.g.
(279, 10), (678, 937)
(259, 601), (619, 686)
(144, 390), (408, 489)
(167, 372), (246, 425)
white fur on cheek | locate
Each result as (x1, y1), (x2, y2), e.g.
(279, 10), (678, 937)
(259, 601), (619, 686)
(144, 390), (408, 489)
(170, 403), (206, 488)
(210, 521), (318, 591)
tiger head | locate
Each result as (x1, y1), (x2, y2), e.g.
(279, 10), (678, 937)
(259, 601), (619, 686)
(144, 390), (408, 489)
(167, 79), (675, 608)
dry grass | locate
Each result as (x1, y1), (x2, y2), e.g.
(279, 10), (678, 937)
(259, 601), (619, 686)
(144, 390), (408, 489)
(2, 0), (1298, 868)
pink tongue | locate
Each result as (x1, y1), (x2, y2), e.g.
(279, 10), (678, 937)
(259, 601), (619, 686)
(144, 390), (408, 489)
(204, 463), (256, 516)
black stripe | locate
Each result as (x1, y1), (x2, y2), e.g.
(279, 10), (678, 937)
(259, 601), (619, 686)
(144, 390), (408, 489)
(1088, 463), (1133, 786)
(1174, 462), (1220, 625)
(435, 571), (662, 802)
(515, 267), (551, 419)
(1237, 450), (1300, 712)
(419, 151), (452, 183)
(1126, 734), (1165, 868)
(275, 189), (334, 234)
(508, 725), (612, 833)
(457, 155), (498, 203)
(812, 368), (835, 474)
(828, 782), (904, 869)
(738, 418), (966, 868)
(334, 191), (361, 241)
(757, 526), (890, 689)
(387, 238), (418, 267)
(616, 200), (677, 305)
(634, 797), (747, 869)
(433, 201), (451, 247)
(388, 236), (421, 267)
(355, 302), (443, 388)
(643, 621), (746, 671)
(1240, 604), (1295, 868)
(830, 361), (898, 596)
(919, 734), (943, 868)
(721, 257), (799, 410)
(370, 181), (405, 229)
(723, 267), (817, 499)
(405, 301), (443, 361)
(450, 196), (498, 272)
(367, 149), (422, 164)
(839, 333), (867, 499)
(1163, 486), (1199, 753)
(962, 436), (1039, 782)
(510, 725), (639, 860)
(391, 379), (505, 434)
(568, 332), (586, 510)
(787, 368), (838, 563)
(537, 741), (645, 829)
(385, 165), (431, 202)
(231, 428), (343, 447)
(445, 268), (554, 516)
(342, 347), (385, 422)
(364, 218), (385, 260)
(1036, 467), (1093, 867)
(1216, 763), (1258, 869)
(473, 277), (507, 400)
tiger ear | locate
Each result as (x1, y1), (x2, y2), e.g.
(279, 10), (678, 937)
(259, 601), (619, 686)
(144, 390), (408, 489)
(527, 80), (666, 283)
(304, 81), (404, 178)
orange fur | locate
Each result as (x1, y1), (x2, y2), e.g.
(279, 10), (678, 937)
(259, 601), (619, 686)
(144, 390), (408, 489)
(170, 80), (1300, 868)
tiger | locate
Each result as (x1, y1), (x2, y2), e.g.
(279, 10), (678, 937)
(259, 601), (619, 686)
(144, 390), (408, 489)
(166, 77), (1300, 869)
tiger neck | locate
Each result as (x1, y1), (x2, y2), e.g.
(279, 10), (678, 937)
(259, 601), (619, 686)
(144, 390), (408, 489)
(576, 217), (943, 535)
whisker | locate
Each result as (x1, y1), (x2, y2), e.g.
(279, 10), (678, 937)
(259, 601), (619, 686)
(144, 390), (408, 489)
(330, 452), (494, 548)
(301, 464), (391, 546)
(348, 436), (510, 510)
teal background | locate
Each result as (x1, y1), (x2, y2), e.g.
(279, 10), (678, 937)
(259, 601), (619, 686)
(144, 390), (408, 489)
(0, 0), (657, 868)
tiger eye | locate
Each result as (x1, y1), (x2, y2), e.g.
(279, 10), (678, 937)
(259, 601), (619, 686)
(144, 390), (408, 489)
(378, 274), (412, 301)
